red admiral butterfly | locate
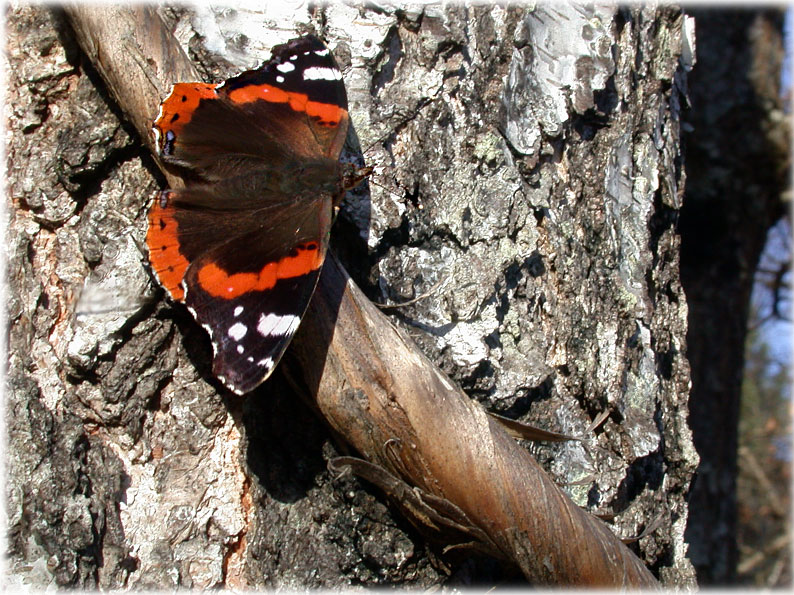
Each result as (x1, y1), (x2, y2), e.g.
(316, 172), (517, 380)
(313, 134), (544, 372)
(146, 35), (370, 394)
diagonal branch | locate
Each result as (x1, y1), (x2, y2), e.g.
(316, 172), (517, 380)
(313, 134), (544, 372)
(64, 5), (659, 587)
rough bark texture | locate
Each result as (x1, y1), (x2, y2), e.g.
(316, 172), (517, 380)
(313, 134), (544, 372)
(680, 8), (789, 585)
(6, 3), (697, 588)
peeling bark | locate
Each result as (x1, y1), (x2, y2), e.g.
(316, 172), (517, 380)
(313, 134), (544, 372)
(6, 3), (697, 588)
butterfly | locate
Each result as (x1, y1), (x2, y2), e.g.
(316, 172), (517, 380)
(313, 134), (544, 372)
(146, 35), (370, 394)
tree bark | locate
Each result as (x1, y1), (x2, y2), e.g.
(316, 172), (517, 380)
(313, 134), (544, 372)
(680, 8), (789, 585)
(5, 3), (697, 588)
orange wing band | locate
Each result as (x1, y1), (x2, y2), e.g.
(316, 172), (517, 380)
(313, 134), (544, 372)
(154, 83), (218, 138)
(146, 200), (188, 302)
(197, 242), (323, 299)
(227, 84), (344, 127)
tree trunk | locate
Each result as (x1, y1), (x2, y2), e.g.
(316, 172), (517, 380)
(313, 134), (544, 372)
(5, 3), (697, 588)
(680, 8), (789, 585)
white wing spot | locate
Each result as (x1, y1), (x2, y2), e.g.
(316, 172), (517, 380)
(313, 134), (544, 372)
(289, 54), (297, 61)
(314, 48), (330, 57)
(303, 66), (341, 81)
(237, 345), (245, 354)
(234, 306), (244, 317)
(276, 62), (296, 73)
(228, 322), (248, 341)
(247, 356), (254, 363)
(257, 357), (274, 368)
(276, 75), (285, 83)
(257, 313), (300, 337)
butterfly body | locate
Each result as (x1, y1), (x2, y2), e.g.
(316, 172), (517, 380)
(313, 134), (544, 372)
(146, 35), (368, 394)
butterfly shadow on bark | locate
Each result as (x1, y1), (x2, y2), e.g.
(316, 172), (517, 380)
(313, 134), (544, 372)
(239, 129), (374, 505)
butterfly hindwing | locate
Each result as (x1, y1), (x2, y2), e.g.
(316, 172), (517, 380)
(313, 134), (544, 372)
(187, 260), (323, 394)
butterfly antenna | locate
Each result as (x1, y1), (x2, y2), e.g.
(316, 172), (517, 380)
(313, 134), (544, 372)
(354, 134), (421, 205)
(358, 133), (389, 159)
(366, 176), (408, 203)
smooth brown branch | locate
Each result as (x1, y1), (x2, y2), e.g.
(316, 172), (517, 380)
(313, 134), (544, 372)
(291, 252), (659, 586)
(65, 3), (194, 188)
(64, 5), (659, 587)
